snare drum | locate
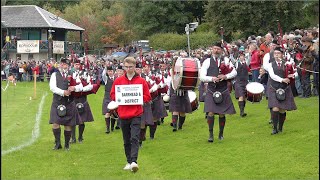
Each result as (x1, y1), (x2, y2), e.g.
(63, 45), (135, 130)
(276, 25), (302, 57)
(188, 91), (199, 112)
(107, 101), (119, 119)
(172, 58), (200, 91)
(246, 82), (264, 102)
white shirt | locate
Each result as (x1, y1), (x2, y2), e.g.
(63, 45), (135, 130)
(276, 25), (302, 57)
(49, 72), (83, 96)
(266, 61), (298, 83)
(200, 56), (237, 83)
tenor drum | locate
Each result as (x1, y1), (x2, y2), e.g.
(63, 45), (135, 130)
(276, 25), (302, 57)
(107, 101), (119, 119)
(246, 82), (264, 102)
(172, 58), (200, 91)
(188, 91), (199, 112)
(163, 94), (170, 110)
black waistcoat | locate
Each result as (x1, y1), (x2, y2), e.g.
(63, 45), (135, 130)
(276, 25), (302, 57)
(53, 71), (73, 105)
(236, 62), (248, 81)
(207, 57), (227, 92)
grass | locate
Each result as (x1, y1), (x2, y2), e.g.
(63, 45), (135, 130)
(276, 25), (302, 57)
(1, 81), (319, 180)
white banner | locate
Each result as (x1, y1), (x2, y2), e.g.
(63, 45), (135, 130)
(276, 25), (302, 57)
(17, 40), (39, 54)
(53, 41), (64, 54)
(115, 84), (143, 105)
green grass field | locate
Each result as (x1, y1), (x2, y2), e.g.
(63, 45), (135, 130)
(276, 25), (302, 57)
(1, 81), (319, 180)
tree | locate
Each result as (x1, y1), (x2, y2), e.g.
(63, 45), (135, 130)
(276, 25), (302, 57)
(101, 14), (133, 46)
(205, 1), (306, 41)
(123, 1), (193, 39)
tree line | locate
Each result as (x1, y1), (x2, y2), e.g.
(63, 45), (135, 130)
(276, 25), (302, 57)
(2, 0), (319, 51)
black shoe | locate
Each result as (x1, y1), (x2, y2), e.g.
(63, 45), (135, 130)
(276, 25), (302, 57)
(161, 119), (164, 124)
(70, 139), (76, 144)
(111, 127), (114, 131)
(115, 126), (120, 130)
(52, 144), (62, 150)
(106, 128), (110, 134)
(208, 138), (213, 143)
(64, 145), (70, 151)
(268, 120), (273, 124)
(240, 113), (247, 117)
(157, 121), (161, 125)
(139, 141), (142, 147)
(271, 129), (278, 135)
(170, 123), (173, 126)
(78, 138), (83, 143)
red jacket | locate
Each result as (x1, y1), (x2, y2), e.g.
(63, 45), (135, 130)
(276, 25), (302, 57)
(110, 73), (151, 120)
(249, 50), (261, 70)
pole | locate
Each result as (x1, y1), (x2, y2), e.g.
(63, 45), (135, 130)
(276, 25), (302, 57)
(186, 24), (191, 57)
(33, 71), (36, 99)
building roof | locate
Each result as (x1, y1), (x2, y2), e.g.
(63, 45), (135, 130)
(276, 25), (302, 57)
(1, 5), (84, 31)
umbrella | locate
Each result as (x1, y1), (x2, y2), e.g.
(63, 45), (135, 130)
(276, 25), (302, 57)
(111, 52), (128, 61)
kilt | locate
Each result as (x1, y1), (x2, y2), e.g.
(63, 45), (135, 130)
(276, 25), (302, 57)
(198, 82), (206, 102)
(49, 101), (77, 126)
(74, 96), (94, 124)
(268, 86), (297, 111)
(204, 88), (236, 115)
(234, 80), (248, 99)
(102, 97), (112, 115)
(151, 95), (168, 119)
(141, 103), (154, 128)
(169, 92), (192, 113)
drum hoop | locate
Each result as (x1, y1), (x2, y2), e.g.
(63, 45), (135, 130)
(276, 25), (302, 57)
(172, 59), (200, 91)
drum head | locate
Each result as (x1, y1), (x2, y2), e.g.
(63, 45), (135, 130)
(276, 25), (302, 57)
(172, 58), (183, 90)
(188, 91), (196, 102)
(246, 82), (264, 94)
(107, 101), (118, 110)
(163, 94), (170, 102)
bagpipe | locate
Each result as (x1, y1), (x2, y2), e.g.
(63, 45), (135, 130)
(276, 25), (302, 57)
(145, 74), (160, 100)
(68, 69), (100, 97)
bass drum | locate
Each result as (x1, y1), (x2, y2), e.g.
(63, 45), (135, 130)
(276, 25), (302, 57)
(172, 58), (200, 91)
(246, 82), (264, 103)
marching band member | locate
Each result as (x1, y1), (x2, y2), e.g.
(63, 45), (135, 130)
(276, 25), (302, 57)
(200, 42), (237, 143)
(267, 46), (297, 135)
(156, 59), (170, 125)
(234, 52), (251, 117)
(136, 62), (153, 147)
(169, 57), (193, 132)
(102, 65), (117, 134)
(70, 59), (97, 143)
(49, 58), (82, 150)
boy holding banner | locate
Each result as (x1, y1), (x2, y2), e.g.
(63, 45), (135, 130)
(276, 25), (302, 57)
(110, 57), (151, 173)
